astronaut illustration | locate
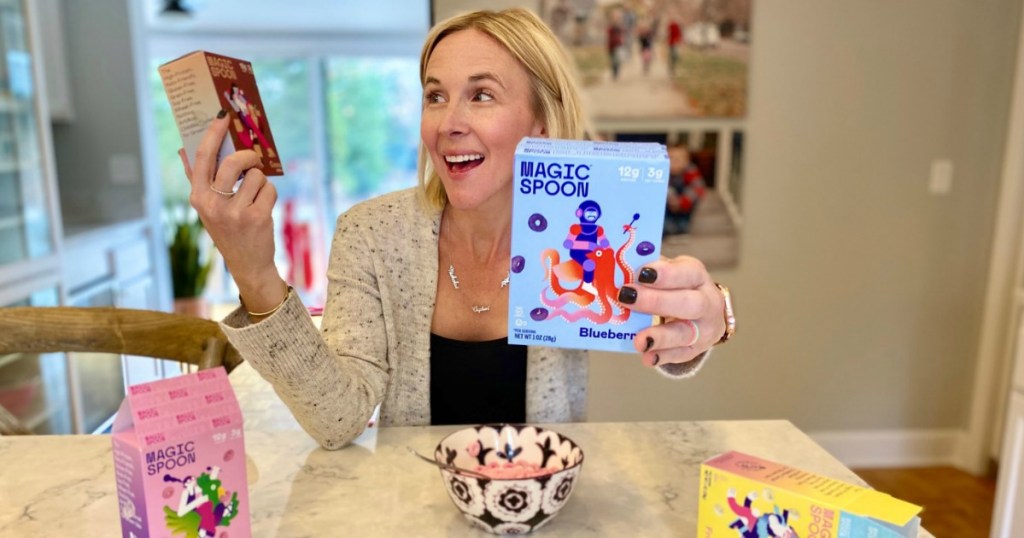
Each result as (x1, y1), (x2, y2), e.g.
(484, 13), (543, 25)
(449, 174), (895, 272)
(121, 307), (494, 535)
(563, 200), (610, 295)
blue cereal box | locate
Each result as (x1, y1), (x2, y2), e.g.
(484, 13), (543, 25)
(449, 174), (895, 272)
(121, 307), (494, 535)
(508, 137), (669, 352)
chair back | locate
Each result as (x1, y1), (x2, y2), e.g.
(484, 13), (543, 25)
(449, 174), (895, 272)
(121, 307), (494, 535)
(0, 306), (243, 435)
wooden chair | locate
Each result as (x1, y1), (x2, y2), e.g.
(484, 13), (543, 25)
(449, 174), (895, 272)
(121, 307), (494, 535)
(0, 306), (244, 435)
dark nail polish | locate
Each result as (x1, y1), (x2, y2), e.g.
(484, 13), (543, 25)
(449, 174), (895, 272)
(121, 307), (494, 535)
(644, 336), (654, 352)
(217, 108), (228, 119)
(653, 354), (661, 366)
(618, 286), (637, 304)
(638, 267), (658, 284)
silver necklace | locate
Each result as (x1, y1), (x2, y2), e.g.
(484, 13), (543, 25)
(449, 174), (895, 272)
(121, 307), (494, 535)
(447, 261), (509, 313)
(445, 216), (510, 314)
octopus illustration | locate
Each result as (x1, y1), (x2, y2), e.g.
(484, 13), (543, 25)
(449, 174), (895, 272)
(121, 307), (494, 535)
(539, 216), (638, 324)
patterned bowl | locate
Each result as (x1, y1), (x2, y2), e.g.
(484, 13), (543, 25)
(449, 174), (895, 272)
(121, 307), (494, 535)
(433, 424), (584, 535)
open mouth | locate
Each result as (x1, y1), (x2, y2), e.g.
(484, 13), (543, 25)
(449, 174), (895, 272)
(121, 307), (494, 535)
(445, 153), (484, 174)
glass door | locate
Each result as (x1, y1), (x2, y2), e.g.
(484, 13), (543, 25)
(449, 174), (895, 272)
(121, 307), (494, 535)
(0, 0), (52, 265)
(0, 286), (72, 434)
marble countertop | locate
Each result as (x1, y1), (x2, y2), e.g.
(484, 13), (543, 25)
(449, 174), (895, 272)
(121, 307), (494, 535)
(0, 420), (933, 537)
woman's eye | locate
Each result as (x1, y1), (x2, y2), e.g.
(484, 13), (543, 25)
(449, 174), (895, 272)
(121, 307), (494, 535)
(424, 92), (445, 104)
(474, 91), (494, 102)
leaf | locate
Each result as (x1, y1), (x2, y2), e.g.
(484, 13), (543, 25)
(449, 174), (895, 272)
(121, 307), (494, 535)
(167, 211), (216, 298)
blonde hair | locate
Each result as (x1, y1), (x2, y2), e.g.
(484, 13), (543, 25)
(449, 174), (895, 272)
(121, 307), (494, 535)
(417, 8), (589, 210)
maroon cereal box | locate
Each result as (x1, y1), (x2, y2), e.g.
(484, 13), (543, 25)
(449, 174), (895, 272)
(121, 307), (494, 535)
(159, 50), (283, 176)
(111, 367), (251, 538)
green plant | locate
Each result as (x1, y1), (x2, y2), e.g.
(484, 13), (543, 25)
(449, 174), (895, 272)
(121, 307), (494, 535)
(168, 215), (214, 299)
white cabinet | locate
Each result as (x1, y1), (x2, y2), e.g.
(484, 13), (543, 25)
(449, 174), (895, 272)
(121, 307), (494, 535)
(993, 390), (1024, 536)
(0, 0), (59, 271)
(0, 0), (172, 434)
(0, 221), (169, 435)
(61, 222), (167, 432)
(35, 0), (72, 122)
(65, 281), (123, 434)
(0, 283), (72, 435)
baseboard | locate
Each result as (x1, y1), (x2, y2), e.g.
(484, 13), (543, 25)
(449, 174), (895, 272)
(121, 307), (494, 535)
(807, 428), (965, 469)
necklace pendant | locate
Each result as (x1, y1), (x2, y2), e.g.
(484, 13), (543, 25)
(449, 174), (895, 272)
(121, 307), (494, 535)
(447, 264), (460, 289)
(471, 305), (491, 314)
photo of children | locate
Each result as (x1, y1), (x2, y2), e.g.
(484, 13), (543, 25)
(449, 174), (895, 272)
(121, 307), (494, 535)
(538, 0), (753, 120)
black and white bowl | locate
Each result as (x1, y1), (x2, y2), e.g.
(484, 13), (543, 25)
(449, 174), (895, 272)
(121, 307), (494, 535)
(434, 424), (584, 535)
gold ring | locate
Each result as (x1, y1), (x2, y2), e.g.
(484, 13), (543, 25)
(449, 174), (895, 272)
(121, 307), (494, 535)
(210, 184), (235, 197)
(714, 282), (736, 345)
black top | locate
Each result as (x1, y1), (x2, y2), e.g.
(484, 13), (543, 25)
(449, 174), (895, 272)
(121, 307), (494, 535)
(429, 332), (528, 425)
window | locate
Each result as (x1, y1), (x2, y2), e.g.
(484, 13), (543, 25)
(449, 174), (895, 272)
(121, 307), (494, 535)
(151, 55), (421, 305)
(324, 58), (421, 210)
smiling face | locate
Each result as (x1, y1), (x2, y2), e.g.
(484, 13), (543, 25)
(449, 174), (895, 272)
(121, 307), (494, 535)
(420, 29), (546, 211)
(668, 146), (689, 176)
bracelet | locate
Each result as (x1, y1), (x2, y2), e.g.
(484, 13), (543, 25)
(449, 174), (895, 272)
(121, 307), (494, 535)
(242, 286), (292, 317)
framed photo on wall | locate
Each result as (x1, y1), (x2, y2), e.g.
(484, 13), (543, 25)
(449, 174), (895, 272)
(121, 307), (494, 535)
(432, 0), (752, 121)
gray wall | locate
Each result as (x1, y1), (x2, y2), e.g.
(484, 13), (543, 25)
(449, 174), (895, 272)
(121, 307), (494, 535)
(51, 0), (145, 231)
(588, 0), (1021, 433)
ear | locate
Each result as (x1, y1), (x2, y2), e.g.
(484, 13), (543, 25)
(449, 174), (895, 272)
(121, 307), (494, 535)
(532, 120), (547, 138)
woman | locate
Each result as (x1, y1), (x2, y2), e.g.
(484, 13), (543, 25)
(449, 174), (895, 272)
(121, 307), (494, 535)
(180, 9), (733, 450)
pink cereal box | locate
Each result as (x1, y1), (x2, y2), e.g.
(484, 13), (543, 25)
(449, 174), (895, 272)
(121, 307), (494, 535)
(111, 367), (251, 538)
(697, 451), (922, 538)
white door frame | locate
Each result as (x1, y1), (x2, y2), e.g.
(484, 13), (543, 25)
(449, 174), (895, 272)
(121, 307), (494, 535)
(961, 6), (1024, 475)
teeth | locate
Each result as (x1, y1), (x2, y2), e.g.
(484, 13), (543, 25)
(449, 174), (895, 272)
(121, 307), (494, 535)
(445, 154), (483, 163)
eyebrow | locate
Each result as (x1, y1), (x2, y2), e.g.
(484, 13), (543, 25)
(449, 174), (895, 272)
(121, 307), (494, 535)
(422, 72), (505, 88)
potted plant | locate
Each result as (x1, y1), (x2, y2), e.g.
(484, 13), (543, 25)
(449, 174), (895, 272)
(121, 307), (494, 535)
(168, 211), (215, 318)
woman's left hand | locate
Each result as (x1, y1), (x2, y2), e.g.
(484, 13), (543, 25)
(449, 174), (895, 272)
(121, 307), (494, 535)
(618, 256), (725, 367)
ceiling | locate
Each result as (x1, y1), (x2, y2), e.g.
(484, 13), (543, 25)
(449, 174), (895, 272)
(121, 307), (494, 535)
(143, 0), (431, 34)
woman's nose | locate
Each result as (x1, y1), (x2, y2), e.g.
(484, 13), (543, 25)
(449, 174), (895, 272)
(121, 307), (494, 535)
(438, 100), (469, 136)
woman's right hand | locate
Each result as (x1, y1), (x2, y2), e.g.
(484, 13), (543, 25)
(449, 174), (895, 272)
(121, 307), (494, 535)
(178, 110), (287, 313)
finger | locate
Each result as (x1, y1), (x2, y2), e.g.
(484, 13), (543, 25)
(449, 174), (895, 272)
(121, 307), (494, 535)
(618, 285), (708, 320)
(634, 256), (709, 290)
(641, 345), (704, 367)
(633, 319), (701, 353)
(251, 178), (278, 214)
(191, 110), (232, 185)
(212, 150), (261, 196)
(178, 148), (194, 182)
(234, 167), (267, 205)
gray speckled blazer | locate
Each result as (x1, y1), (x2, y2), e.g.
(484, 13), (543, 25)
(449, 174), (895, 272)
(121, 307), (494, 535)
(221, 188), (704, 449)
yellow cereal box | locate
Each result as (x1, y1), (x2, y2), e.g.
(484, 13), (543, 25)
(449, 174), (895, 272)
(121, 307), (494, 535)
(697, 451), (922, 538)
